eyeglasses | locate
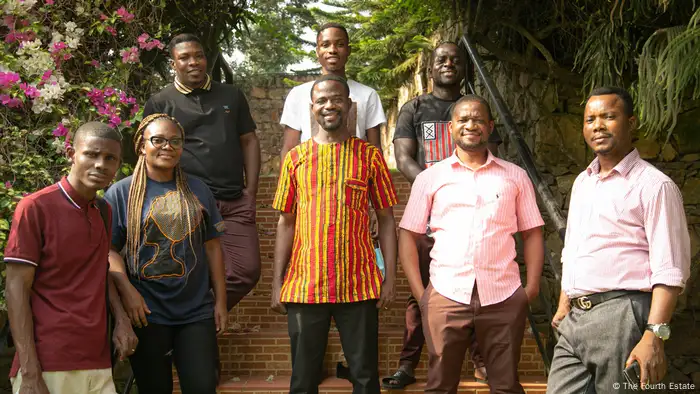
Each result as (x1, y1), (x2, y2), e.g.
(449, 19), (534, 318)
(149, 136), (183, 149)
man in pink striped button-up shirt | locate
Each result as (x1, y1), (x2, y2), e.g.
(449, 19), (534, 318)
(399, 95), (545, 394)
(547, 87), (691, 394)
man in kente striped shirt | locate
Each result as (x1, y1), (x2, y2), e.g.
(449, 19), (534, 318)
(272, 75), (399, 394)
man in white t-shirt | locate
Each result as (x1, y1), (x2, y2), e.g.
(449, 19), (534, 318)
(279, 22), (386, 162)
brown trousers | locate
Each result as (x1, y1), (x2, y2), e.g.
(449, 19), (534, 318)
(422, 283), (528, 394)
(216, 192), (261, 310)
(399, 234), (485, 371)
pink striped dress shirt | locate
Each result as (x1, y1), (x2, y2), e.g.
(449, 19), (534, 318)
(400, 152), (545, 306)
(561, 149), (690, 298)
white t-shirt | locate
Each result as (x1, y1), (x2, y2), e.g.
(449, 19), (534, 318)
(280, 79), (386, 142)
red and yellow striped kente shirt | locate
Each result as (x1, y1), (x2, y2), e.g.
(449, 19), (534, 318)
(273, 137), (398, 303)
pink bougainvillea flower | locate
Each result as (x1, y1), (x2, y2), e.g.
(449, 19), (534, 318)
(137, 33), (150, 45)
(50, 41), (67, 54)
(90, 60), (100, 68)
(105, 26), (117, 36)
(0, 94), (23, 108)
(124, 120), (132, 127)
(63, 53), (72, 61)
(52, 123), (69, 137)
(19, 83), (41, 99)
(104, 87), (115, 96)
(130, 104), (140, 116)
(3, 16), (15, 27)
(109, 114), (122, 127)
(4, 181), (12, 189)
(0, 71), (21, 89)
(120, 46), (140, 64)
(45, 0), (54, 5)
(100, 14), (108, 21)
(116, 7), (135, 23)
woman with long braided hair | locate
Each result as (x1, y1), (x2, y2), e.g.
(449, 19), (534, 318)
(105, 113), (228, 394)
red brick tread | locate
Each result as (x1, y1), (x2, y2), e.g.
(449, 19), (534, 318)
(172, 376), (547, 393)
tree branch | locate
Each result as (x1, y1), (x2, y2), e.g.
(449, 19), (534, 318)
(473, 32), (583, 86)
(499, 21), (557, 68)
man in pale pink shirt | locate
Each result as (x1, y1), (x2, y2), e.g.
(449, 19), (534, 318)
(547, 87), (690, 394)
(400, 95), (545, 394)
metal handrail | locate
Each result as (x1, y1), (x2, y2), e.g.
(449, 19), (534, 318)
(460, 33), (568, 374)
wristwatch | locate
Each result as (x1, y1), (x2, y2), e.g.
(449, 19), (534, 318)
(646, 323), (671, 341)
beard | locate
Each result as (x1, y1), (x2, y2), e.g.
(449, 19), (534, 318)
(456, 139), (487, 151)
(317, 110), (344, 132)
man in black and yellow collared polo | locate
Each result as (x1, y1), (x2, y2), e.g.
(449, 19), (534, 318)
(143, 34), (261, 312)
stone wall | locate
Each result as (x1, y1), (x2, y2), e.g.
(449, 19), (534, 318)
(243, 64), (700, 386)
(472, 60), (700, 386)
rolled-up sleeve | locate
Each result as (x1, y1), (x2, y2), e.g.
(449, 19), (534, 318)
(399, 171), (432, 234)
(644, 181), (691, 289)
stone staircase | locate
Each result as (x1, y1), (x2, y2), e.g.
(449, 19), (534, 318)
(171, 173), (549, 393)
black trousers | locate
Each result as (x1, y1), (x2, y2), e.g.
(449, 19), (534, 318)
(129, 318), (218, 394)
(287, 301), (380, 394)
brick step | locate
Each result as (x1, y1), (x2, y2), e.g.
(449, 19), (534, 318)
(227, 296), (410, 332)
(173, 376), (547, 393)
(217, 329), (547, 380)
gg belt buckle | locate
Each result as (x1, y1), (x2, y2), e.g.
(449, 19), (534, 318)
(576, 296), (592, 310)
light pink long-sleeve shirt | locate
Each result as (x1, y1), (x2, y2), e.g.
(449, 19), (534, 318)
(561, 149), (690, 298)
(400, 152), (545, 306)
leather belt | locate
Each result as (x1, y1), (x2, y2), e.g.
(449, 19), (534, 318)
(570, 290), (646, 311)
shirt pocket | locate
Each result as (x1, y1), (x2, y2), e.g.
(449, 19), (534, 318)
(344, 178), (369, 211)
(480, 180), (517, 223)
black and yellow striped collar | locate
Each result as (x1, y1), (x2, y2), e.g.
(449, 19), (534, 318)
(174, 74), (212, 94)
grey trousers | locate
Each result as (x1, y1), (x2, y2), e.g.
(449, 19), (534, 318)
(546, 292), (652, 394)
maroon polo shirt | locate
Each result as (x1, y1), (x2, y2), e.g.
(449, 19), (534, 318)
(4, 177), (111, 376)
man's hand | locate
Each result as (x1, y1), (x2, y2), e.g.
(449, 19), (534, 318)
(626, 332), (667, 388)
(18, 374), (50, 394)
(376, 278), (396, 310)
(214, 298), (229, 335)
(551, 304), (570, 329)
(271, 285), (287, 315)
(112, 319), (138, 361)
(121, 283), (151, 328)
(524, 284), (540, 303)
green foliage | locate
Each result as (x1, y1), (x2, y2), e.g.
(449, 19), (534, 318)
(318, 0), (699, 139)
(636, 7), (700, 141)
(0, 0), (250, 310)
(316, 0), (449, 103)
(229, 0), (316, 82)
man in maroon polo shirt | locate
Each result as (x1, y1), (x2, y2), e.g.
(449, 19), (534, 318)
(4, 122), (137, 394)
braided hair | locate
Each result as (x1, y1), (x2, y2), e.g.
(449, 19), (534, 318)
(126, 113), (201, 277)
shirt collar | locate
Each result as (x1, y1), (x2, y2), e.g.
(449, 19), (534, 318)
(174, 74), (212, 95)
(586, 148), (640, 178)
(446, 149), (502, 170)
(58, 177), (92, 210)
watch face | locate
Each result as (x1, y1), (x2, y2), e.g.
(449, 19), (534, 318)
(658, 325), (671, 340)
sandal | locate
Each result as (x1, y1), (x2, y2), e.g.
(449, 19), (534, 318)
(381, 370), (417, 389)
(474, 367), (488, 384)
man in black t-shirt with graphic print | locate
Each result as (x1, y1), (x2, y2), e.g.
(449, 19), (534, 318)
(383, 42), (501, 389)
